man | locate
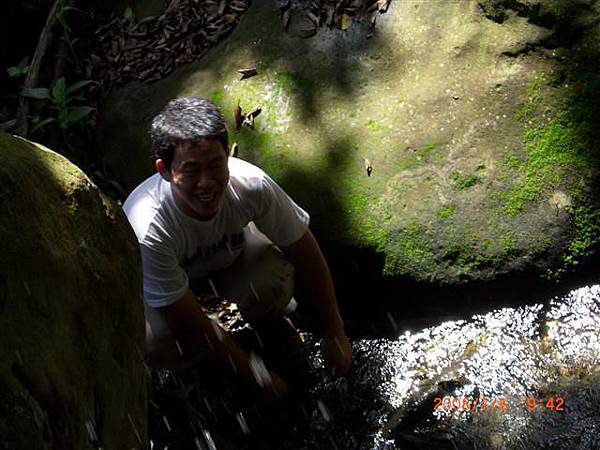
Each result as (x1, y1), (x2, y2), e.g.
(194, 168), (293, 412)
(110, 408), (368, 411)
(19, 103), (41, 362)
(123, 97), (352, 405)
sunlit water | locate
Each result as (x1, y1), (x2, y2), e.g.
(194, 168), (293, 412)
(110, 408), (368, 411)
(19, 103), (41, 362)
(149, 284), (600, 449)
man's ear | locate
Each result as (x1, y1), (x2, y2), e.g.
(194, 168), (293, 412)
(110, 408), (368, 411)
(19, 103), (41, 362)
(156, 159), (171, 181)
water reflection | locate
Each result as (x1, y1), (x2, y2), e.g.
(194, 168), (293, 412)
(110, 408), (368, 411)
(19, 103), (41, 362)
(149, 285), (600, 449)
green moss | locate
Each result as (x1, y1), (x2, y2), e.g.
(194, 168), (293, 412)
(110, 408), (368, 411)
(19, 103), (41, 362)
(367, 119), (385, 133)
(451, 171), (480, 190)
(503, 114), (590, 217)
(211, 89), (225, 106)
(514, 76), (545, 122)
(565, 205), (600, 268)
(436, 204), (455, 220)
(274, 72), (314, 96)
(504, 154), (521, 171)
(396, 143), (439, 171)
(383, 219), (436, 277)
(500, 233), (519, 256)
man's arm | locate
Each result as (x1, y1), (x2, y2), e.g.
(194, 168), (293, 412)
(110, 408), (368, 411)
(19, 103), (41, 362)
(280, 229), (352, 377)
(156, 289), (288, 404)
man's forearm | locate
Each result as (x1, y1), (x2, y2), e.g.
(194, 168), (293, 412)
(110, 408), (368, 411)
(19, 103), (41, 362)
(161, 291), (259, 386)
(283, 231), (345, 337)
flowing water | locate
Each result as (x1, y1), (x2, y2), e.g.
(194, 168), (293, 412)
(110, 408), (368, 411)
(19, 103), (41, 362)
(149, 284), (600, 449)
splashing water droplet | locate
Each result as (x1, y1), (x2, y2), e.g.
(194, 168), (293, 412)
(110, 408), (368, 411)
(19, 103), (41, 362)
(207, 277), (219, 297)
(175, 340), (184, 355)
(162, 415), (171, 432)
(202, 428), (217, 450)
(249, 353), (272, 387)
(236, 412), (250, 434)
(387, 312), (398, 331)
(317, 399), (332, 422)
(127, 413), (143, 445)
(211, 321), (224, 341)
(85, 418), (98, 442)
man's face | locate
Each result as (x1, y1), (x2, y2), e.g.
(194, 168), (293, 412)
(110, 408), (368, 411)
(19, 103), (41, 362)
(163, 138), (229, 220)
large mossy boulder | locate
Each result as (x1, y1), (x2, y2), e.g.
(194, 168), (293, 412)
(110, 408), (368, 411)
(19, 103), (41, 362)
(0, 133), (147, 449)
(95, 0), (600, 283)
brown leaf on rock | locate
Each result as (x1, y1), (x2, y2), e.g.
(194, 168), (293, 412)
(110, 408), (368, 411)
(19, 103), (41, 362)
(364, 158), (373, 176)
(378, 0), (391, 13)
(218, 0), (226, 15)
(234, 102), (244, 131)
(237, 67), (258, 80)
(296, 27), (317, 38)
(340, 13), (352, 30)
(245, 105), (262, 119)
(282, 8), (291, 30)
(242, 114), (255, 130)
(307, 11), (320, 26)
(221, 14), (236, 24)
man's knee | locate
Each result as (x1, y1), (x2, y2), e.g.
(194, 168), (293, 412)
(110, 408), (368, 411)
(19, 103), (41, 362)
(237, 245), (296, 324)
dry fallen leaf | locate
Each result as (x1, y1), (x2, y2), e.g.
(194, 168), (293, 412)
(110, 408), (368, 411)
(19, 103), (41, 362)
(237, 67), (258, 80)
(282, 8), (291, 30)
(341, 13), (352, 30)
(296, 27), (317, 38)
(364, 158), (373, 176)
(234, 102), (244, 131)
(245, 105), (262, 119)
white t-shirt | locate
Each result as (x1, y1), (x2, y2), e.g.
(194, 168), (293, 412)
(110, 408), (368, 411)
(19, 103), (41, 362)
(123, 157), (310, 308)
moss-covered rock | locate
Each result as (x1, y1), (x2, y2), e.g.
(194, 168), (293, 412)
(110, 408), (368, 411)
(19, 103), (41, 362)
(95, 0), (600, 283)
(0, 133), (147, 449)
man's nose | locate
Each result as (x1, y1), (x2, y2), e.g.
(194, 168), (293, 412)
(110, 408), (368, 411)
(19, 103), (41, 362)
(195, 170), (214, 187)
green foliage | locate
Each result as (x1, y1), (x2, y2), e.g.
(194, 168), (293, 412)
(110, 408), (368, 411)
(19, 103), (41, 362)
(21, 77), (95, 134)
(7, 56), (29, 78)
(55, 5), (87, 68)
(123, 7), (134, 20)
(436, 204), (455, 220)
(451, 171), (480, 190)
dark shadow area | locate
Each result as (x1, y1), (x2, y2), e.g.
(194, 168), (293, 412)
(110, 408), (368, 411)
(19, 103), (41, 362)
(322, 239), (600, 338)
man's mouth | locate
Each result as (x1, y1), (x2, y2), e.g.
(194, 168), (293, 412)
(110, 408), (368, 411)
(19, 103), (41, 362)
(196, 192), (216, 203)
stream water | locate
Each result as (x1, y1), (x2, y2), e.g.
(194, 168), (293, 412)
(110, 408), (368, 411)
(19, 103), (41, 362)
(149, 283), (600, 450)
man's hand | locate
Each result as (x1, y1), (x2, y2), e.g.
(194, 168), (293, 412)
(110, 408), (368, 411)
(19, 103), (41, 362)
(322, 330), (352, 377)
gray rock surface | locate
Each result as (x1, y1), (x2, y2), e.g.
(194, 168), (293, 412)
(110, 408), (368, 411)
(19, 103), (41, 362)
(0, 133), (147, 449)
(95, 0), (600, 283)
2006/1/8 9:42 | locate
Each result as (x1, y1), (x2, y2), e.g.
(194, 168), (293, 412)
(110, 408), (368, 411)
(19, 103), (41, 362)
(433, 396), (566, 414)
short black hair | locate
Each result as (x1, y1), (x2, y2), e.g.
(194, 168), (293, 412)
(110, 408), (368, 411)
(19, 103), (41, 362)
(150, 97), (228, 169)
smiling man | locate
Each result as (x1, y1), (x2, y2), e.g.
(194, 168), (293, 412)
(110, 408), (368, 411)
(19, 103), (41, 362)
(123, 97), (352, 404)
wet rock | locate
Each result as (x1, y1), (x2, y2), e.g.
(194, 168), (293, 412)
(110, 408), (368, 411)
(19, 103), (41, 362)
(0, 133), (147, 449)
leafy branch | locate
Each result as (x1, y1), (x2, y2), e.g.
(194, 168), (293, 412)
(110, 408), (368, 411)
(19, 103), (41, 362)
(21, 77), (95, 134)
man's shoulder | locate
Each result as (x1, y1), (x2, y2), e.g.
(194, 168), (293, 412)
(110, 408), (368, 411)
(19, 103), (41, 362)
(228, 157), (267, 179)
(122, 173), (170, 242)
(227, 157), (271, 193)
